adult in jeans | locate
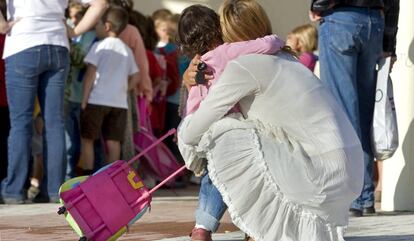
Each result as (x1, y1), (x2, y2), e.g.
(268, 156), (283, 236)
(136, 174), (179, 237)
(0, 0), (108, 204)
(309, 0), (400, 216)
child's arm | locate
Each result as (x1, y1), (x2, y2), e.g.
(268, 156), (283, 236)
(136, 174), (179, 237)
(223, 35), (285, 61)
(81, 64), (97, 109)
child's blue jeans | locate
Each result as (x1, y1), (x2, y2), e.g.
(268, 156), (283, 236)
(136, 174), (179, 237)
(196, 172), (227, 232)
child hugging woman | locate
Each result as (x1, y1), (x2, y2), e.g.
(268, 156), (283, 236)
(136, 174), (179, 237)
(178, 1), (364, 241)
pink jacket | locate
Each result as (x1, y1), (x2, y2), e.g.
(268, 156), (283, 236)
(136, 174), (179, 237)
(186, 35), (285, 115)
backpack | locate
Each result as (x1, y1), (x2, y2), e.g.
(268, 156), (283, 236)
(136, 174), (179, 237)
(58, 130), (185, 241)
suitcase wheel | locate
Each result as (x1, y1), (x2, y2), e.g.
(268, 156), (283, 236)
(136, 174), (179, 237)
(57, 206), (67, 215)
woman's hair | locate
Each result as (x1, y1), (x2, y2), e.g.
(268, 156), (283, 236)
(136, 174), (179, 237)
(0, 0), (7, 18)
(290, 24), (318, 53)
(129, 10), (159, 50)
(177, 5), (223, 57)
(219, 0), (272, 42)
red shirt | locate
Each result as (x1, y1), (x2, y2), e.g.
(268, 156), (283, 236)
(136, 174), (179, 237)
(0, 34), (6, 107)
(146, 50), (164, 83)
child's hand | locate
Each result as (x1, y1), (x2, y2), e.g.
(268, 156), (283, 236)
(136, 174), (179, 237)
(183, 55), (213, 89)
(66, 23), (76, 39)
(81, 101), (87, 110)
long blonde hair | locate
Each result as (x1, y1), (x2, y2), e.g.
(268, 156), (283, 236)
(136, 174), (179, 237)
(219, 0), (272, 42)
(290, 24), (318, 53)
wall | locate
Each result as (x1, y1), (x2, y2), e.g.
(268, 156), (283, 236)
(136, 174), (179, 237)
(382, 0), (414, 211)
(132, 0), (310, 39)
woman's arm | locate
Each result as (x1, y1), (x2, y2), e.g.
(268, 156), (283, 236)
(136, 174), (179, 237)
(72, 0), (108, 37)
(180, 60), (259, 145)
(133, 32), (153, 102)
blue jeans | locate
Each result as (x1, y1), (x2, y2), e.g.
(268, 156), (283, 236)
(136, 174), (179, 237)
(196, 173), (227, 232)
(2, 45), (69, 201)
(319, 7), (384, 210)
(65, 101), (105, 178)
(65, 101), (82, 178)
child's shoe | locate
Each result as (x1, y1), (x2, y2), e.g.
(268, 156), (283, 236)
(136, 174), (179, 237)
(27, 178), (40, 201)
(190, 227), (212, 241)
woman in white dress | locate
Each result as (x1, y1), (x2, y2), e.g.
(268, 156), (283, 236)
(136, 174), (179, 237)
(178, 1), (364, 240)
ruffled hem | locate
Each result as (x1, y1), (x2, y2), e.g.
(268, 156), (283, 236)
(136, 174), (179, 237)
(198, 117), (347, 241)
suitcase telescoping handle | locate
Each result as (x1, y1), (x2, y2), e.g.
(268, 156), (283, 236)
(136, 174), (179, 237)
(127, 128), (186, 194)
(127, 128), (177, 165)
(149, 165), (186, 194)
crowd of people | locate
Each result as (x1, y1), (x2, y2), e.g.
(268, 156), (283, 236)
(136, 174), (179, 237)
(0, 0), (400, 241)
(0, 0), (190, 204)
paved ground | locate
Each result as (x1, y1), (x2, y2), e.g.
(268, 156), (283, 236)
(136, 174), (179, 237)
(0, 187), (413, 241)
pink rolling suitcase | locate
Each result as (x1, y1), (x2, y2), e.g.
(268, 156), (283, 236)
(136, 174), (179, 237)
(58, 129), (186, 241)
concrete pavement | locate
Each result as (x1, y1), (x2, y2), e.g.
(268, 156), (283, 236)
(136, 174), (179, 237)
(0, 187), (413, 241)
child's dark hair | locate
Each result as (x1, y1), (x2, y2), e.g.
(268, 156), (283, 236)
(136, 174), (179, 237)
(101, 6), (129, 35)
(177, 5), (223, 57)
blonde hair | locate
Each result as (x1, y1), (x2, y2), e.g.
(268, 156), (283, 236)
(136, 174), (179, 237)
(219, 0), (272, 42)
(152, 8), (172, 25)
(290, 24), (318, 53)
(69, 1), (84, 13)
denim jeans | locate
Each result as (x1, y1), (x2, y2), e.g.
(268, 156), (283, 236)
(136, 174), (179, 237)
(2, 45), (69, 201)
(0, 107), (10, 183)
(65, 101), (82, 178)
(196, 173), (227, 232)
(65, 101), (105, 178)
(319, 7), (384, 210)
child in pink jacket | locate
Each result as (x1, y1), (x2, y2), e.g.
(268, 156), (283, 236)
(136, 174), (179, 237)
(185, 35), (284, 116)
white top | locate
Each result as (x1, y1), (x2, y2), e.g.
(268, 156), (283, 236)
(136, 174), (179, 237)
(178, 53), (364, 240)
(84, 37), (138, 109)
(180, 53), (361, 157)
(3, 0), (92, 58)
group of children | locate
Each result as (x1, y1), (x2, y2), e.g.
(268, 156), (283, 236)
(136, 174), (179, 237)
(8, 0), (320, 202)
(22, 1), (189, 201)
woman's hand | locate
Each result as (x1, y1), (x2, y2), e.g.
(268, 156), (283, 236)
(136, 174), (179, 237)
(183, 55), (213, 89)
(81, 101), (87, 110)
(309, 10), (322, 22)
(383, 52), (397, 73)
(0, 17), (20, 34)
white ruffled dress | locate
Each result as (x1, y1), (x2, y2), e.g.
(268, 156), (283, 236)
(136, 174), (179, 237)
(178, 53), (364, 241)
